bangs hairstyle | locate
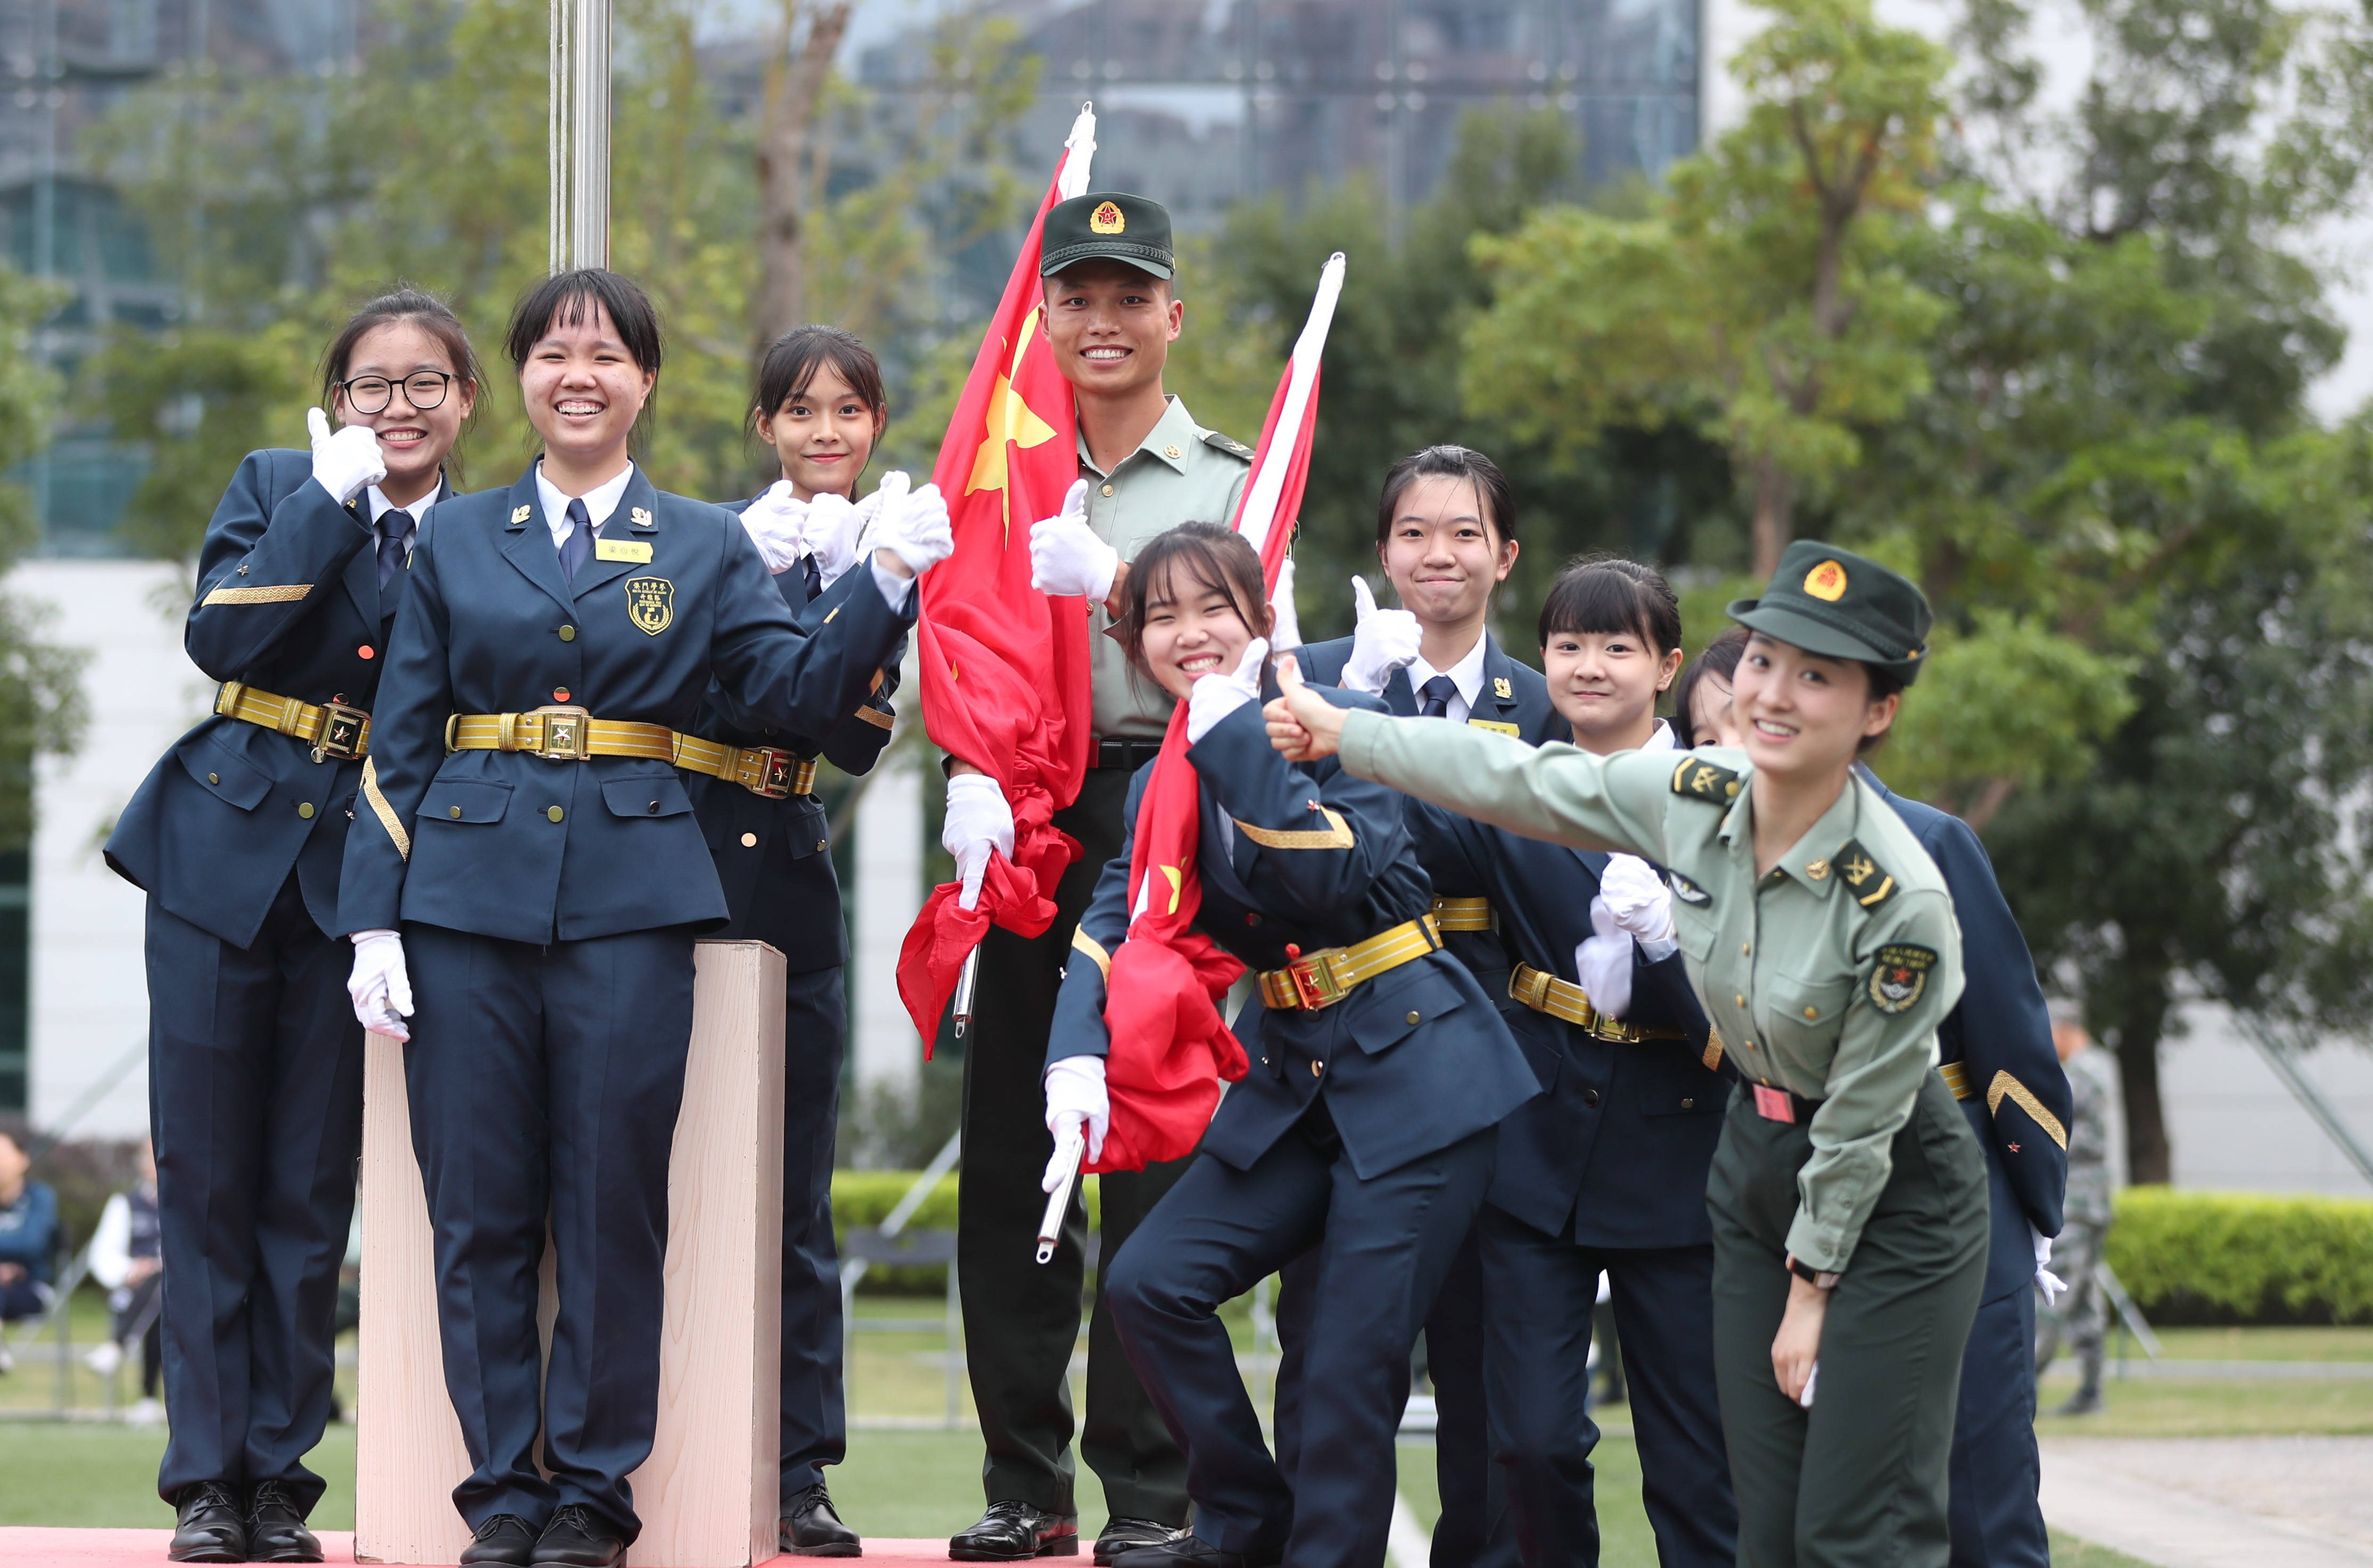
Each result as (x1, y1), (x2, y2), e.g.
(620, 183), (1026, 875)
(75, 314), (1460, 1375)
(1114, 522), (1274, 682)
(1674, 624), (1750, 745)
(1374, 444), (1516, 547)
(1537, 555), (1682, 656)
(751, 325), (888, 434)
(504, 268), (664, 376)
(319, 285), (484, 413)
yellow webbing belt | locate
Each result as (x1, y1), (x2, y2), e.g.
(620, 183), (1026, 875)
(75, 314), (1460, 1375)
(446, 709), (815, 798)
(1506, 963), (1688, 1045)
(215, 681), (370, 761)
(1256, 915), (1443, 1012)
(1428, 896), (1495, 933)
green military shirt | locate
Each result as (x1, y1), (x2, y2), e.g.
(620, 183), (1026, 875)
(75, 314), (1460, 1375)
(1336, 711), (1965, 1274)
(1080, 394), (1254, 739)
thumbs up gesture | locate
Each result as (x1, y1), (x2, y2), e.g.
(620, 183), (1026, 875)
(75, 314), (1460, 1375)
(1341, 576), (1422, 695)
(307, 407), (386, 507)
(1264, 652), (1349, 763)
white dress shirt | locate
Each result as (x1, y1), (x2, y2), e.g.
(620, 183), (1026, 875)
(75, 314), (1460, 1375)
(533, 460), (637, 549)
(1406, 629), (1489, 723)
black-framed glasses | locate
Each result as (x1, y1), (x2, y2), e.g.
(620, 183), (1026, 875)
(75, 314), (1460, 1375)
(339, 371), (457, 414)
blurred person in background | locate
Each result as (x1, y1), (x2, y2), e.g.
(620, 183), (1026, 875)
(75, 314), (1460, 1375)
(103, 285), (481, 1565)
(2038, 1012), (2117, 1416)
(695, 323), (908, 1557)
(1674, 628), (1749, 749)
(0, 1125), (60, 1352)
(87, 1138), (167, 1424)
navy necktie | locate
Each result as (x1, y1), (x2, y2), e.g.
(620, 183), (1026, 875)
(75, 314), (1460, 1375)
(376, 509), (411, 590)
(559, 497), (593, 582)
(1418, 675), (1459, 719)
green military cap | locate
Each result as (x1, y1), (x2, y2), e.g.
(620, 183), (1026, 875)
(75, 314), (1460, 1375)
(1041, 191), (1174, 280)
(1728, 540), (1933, 683)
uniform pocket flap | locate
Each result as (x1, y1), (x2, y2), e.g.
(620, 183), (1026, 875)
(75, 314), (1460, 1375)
(600, 775), (694, 820)
(178, 737), (271, 812)
(422, 778), (513, 825)
(1345, 959), (1466, 1055)
(1769, 970), (1857, 1028)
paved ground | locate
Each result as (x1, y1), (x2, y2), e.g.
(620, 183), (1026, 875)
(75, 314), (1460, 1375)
(2042, 1435), (2373, 1566)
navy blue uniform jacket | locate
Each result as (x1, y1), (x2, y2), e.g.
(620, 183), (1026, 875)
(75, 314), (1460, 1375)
(1407, 794), (1726, 1245)
(337, 465), (911, 943)
(108, 450), (445, 947)
(1045, 688), (1540, 1182)
(687, 515), (902, 973)
(1866, 770), (2069, 1298)
(1290, 633), (1557, 1006)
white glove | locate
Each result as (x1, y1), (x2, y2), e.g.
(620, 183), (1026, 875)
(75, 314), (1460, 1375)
(942, 772), (1015, 912)
(1267, 556), (1303, 650)
(740, 481), (810, 575)
(871, 474), (954, 578)
(1575, 897), (1634, 1022)
(1029, 480), (1119, 601)
(2031, 1224), (2068, 1306)
(1186, 637), (1268, 745)
(1043, 1054), (1110, 1183)
(1341, 576), (1423, 695)
(1600, 854), (1676, 943)
(308, 406), (386, 507)
(807, 491), (867, 588)
(348, 929), (414, 1041)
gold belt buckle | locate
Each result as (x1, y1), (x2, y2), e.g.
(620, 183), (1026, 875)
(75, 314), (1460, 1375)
(1283, 946), (1347, 1011)
(311, 702), (369, 763)
(747, 747), (795, 799)
(1589, 1015), (1642, 1044)
(532, 707), (590, 762)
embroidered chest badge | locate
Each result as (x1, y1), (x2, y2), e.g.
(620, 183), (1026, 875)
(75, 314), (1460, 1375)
(624, 575), (675, 636)
(1869, 944), (1937, 1014)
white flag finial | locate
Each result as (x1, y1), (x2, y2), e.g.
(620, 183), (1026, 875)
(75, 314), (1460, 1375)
(1058, 104), (1099, 201)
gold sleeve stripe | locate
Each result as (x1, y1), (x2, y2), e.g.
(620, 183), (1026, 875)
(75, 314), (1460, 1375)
(1987, 1071), (2069, 1150)
(1702, 1024), (1725, 1073)
(1231, 806), (1355, 850)
(854, 705), (895, 731)
(202, 583), (312, 606)
(361, 758), (410, 862)
(1069, 929), (1111, 980)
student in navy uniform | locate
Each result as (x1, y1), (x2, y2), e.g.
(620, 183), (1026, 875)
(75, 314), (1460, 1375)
(1404, 559), (1736, 1567)
(105, 288), (483, 1564)
(1043, 523), (1539, 1568)
(694, 325), (907, 1557)
(1855, 765), (2067, 1568)
(336, 269), (949, 1568)
(1282, 444), (1549, 1568)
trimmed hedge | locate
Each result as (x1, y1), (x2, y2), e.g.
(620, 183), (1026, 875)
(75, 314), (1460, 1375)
(829, 1171), (1104, 1293)
(2106, 1186), (2373, 1326)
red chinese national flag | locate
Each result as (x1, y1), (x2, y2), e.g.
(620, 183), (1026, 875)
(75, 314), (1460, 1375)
(895, 111), (1100, 1047)
(1090, 255), (1344, 1172)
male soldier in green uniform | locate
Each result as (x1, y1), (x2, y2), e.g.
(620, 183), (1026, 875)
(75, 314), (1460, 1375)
(1265, 541), (1993, 1568)
(938, 191), (1255, 1564)
(2039, 1011), (2119, 1414)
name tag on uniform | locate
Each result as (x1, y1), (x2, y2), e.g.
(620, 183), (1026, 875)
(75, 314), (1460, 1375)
(1752, 1084), (1797, 1124)
(1468, 719), (1520, 737)
(596, 539), (654, 563)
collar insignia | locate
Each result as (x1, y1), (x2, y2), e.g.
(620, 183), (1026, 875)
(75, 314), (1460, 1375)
(1671, 756), (1743, 804)
(1833, 838), (1896, 909)
(629, 506), (655, 530)
(1493, 676), (1512, 699)
(509, 505), (532, 526)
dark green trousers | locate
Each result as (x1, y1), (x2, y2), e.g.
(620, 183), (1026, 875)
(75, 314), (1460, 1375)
(1707, 1073), (1988, 1568)
(955, 766), (1191, 1522)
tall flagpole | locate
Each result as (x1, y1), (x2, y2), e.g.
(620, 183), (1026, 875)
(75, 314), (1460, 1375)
(549, 0), (612, 271)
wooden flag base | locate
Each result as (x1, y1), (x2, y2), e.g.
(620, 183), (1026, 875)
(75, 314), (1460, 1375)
(354, 940), (788, 1567)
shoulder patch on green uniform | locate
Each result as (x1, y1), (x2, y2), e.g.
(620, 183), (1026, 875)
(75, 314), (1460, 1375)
(1833, 838), (1897, 909)
(1868, 943), (1937, 1014)
(1199, 430), (1255, 461)
(1670, 756), (1743, 804)
(1667, 869), (1711, 906)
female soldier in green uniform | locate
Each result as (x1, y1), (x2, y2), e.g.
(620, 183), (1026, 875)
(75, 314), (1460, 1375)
(1265, 541), (1989, 1568)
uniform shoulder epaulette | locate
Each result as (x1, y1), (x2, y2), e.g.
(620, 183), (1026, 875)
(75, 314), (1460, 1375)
(1832, 838), (1897, 910)
(1200, 429), (1256, 461)
(1670, 756), (1742, 804)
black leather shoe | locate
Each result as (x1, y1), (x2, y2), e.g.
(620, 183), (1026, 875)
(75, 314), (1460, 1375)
(1111, 1537), (1264, 1568)
(781, 1483), (862, 1556)
(949, 1500), (1080, 1560)
(460, 1514), (541, 1567)
(167, 1482), (249, 1564)
(1094, 1519), (1184, 1565)
(531, 1504), (629, 1567)
(246, 1479), (323, 1563)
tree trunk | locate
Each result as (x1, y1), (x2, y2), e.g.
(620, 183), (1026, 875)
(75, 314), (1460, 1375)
(753, 1), (853, 362)
(1750, 454), (1794, 579)
(2107, 976), (2173, 1184)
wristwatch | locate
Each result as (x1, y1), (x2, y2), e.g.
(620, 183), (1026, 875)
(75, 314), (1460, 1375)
(1787, 1256), (1842, 1291)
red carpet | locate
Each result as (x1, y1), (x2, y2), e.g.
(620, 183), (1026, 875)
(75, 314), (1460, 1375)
(0, 1530), (960, 1566)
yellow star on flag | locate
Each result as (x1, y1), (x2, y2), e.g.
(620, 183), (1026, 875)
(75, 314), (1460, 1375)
(966, 307), (1060, 500)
